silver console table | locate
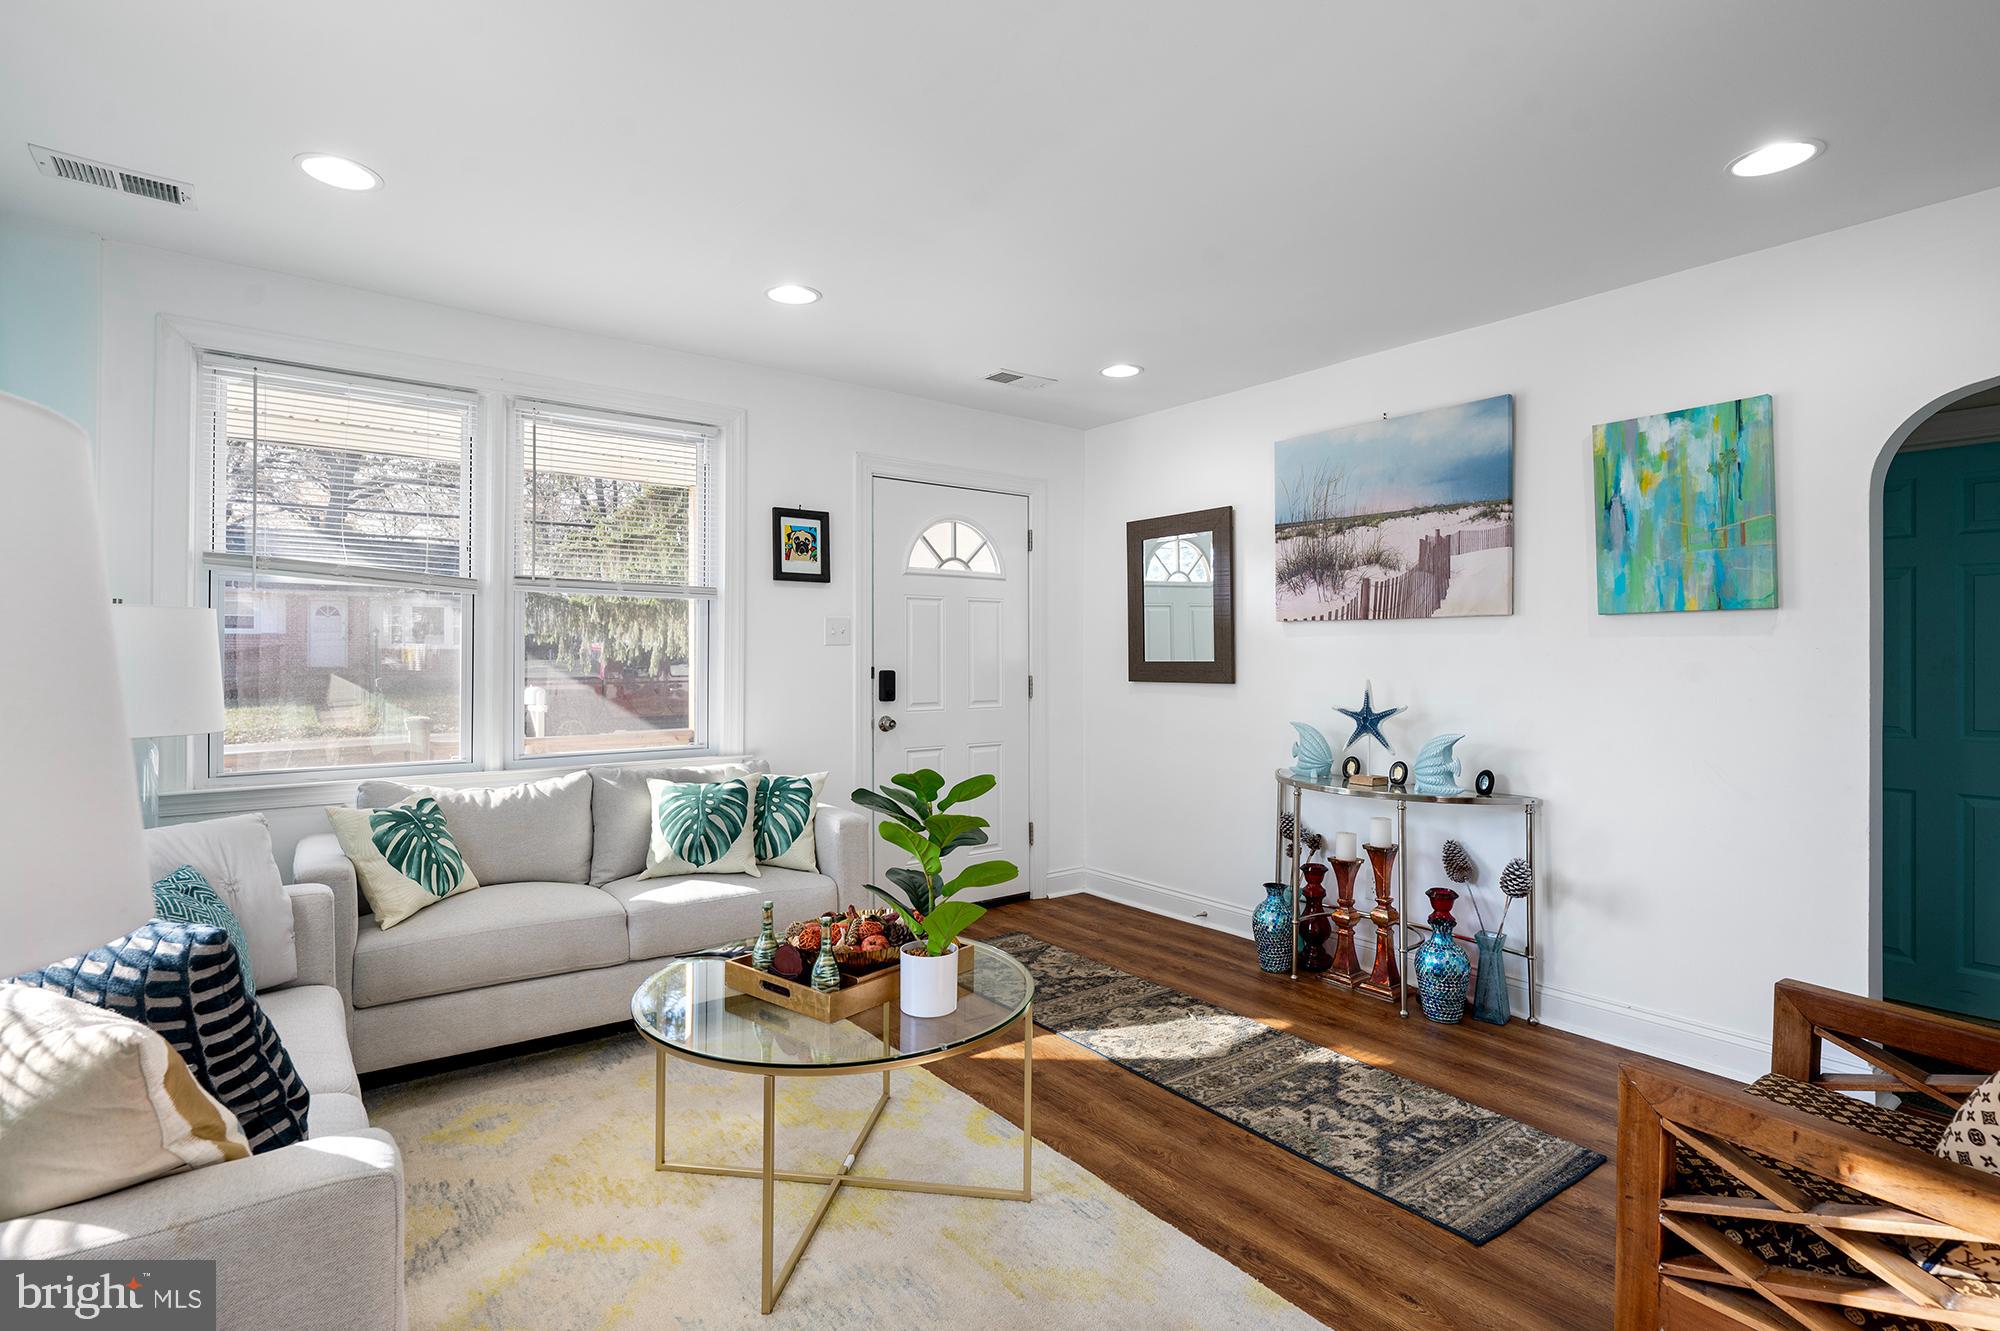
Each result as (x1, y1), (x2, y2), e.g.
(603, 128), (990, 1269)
(1273, 769), (1541, 1023)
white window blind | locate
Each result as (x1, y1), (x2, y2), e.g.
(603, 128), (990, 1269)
(515, 399), (719, 594)
(200, 353), (477, 586)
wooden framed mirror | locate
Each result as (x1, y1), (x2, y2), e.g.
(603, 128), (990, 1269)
(1127, 506), (1235, 683)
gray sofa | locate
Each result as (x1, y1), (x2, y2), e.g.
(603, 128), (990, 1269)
(0, 816), (406, 1331)
(292, 759), (868, 1074)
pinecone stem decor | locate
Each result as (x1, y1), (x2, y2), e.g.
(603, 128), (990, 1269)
(1440, 839), (1487, 931)
(1497, 857), (1534, 936)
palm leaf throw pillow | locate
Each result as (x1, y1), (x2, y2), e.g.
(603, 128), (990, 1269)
(755, 772), (826, 871)
(326, 796), (480, 928)
(643, 775), (762, 879)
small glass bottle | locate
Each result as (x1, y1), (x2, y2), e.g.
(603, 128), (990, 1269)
(810, 914), (841, 993)
(752, 900), (778, 971)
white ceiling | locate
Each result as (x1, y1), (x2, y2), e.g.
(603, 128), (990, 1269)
(4, 1), (1999, 430)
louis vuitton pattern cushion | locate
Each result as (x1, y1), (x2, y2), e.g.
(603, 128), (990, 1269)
(1672, 1073), (1944, 1299)
(1923, 1072), (2000, 1294)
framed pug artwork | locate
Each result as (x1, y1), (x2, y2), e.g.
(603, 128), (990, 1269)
(773, 507), (831, 583)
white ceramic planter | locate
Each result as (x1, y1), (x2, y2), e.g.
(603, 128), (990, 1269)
(899, 942), (961, 1018)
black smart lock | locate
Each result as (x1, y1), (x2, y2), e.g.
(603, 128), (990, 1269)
(878, 669), (896, 702)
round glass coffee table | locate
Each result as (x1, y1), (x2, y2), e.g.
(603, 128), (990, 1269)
(631, 941), (1035, 1314)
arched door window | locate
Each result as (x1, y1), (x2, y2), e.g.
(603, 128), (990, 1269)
(907, 520), (1000, 574)
(1145, 537), (1212, 584)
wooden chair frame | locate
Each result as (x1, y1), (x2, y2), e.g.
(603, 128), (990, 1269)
(1618, 980), (2000, 1331)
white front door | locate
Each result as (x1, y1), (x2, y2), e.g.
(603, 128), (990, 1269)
(870, 477), (1031, 902)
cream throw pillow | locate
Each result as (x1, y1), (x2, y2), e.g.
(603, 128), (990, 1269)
(0, 986), (248, 1221)
(326, 796), (481, 928)
(756, 772), (826, 871)
(643, 774), (763, 879)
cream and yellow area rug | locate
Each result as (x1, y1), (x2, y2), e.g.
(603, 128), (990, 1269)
(367, 1033), (1322, 1331)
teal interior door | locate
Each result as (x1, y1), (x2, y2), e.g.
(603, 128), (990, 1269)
(1882, 440), (2000, 1018)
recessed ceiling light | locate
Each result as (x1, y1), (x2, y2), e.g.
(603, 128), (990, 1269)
(1100, 363), (1144, 379)
(1727, 140), (1823, 178)
(295, 153), (381, 191)
(765, 284), (822, 305)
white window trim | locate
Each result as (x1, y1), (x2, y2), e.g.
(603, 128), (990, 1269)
(152, 316), (746, 812)
(507, 396), (722, 766)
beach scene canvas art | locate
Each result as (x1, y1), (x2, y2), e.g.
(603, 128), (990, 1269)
(1274, 395), (1514, 622)
(1593, 394), (1776, 614)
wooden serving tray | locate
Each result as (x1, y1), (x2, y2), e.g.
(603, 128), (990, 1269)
(724, 947), (976, 1023)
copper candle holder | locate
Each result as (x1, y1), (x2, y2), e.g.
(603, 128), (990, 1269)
(1327, 856), (1364, 984)
(1359, 842), (1401, 999)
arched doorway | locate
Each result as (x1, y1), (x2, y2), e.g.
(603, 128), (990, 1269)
(1879, 379), (2000, 1019)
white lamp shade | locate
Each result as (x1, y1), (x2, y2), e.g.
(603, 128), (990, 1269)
(0, 393), (151, 975)
(111, 605), (227, 738)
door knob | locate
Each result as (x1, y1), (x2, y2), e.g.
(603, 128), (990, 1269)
(878, 716), (897, 732)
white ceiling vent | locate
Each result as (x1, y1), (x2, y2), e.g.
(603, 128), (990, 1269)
(984, 368), (1057, 391)
(30, 144), (197, 209)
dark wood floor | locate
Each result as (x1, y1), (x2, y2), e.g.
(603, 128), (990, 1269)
(933, 894), (1680, 1331)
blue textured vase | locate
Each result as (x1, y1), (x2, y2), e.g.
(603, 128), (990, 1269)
(1414, 888), (1471, 1023)
(1252, 882), (1293, 974)
(1472, 930), (1510, 1026)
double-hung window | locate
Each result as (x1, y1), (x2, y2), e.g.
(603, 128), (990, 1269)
(198, 354), (478, 777)
(513, 399), (719, 758)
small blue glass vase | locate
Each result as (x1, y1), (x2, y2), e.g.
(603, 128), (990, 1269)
(1414, 888), (1471, 1023)
(1252, 882), (1293, 974)
(1472, 930), (1510, 1026)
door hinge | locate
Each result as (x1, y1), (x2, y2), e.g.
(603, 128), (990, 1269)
(1027, 528), (1034, 552)
(1027, 673), (1035, 699)
(1028, 821), (1035, 847)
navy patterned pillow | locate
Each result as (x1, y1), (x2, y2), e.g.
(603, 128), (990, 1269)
(13, 920), (310, 1153)
(152, 864), (255, 996)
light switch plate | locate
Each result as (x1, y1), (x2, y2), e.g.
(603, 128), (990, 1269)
(824, 616), (852, 646)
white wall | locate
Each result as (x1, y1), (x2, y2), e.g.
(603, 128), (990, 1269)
(1078, 185), (2000, 1078)
(87, 241), (1085, 872)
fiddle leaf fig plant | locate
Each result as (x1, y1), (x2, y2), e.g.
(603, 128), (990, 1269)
(852, 768), (1018, 956)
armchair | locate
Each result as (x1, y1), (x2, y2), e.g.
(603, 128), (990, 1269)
(1618, 980), (2000, 1330)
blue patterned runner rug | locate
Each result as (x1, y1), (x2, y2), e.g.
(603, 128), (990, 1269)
(983, 931), (1604, 1243)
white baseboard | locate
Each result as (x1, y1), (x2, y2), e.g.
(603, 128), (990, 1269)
(1041, 867), (1817, 1083)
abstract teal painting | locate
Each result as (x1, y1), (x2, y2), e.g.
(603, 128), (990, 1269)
(1593, 395), (1776, 614)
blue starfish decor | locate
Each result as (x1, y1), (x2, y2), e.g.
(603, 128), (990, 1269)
(1335, 686), (1405, 752)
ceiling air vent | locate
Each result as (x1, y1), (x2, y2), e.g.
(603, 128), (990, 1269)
(984, 368), (1057, 391)
(30, 144), (197, 209)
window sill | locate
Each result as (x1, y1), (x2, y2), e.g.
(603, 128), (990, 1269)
(158, 750), (756, 820)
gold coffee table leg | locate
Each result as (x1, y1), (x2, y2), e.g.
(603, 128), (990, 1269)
(760, 1075), (775, 1314)
(1022, 1003), (1034, 1199)
(653, 1016), (1036, 1314)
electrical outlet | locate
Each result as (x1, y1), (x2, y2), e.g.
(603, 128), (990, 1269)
(824, 617), (852, 646)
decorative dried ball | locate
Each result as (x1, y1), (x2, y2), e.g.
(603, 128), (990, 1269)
(857, 919), (886, 940)
(772, 944), (805, 980)
(795, 922), (822, 952)
(1442, 839), (1475, 884)
(1499, 857), (1534, 899)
